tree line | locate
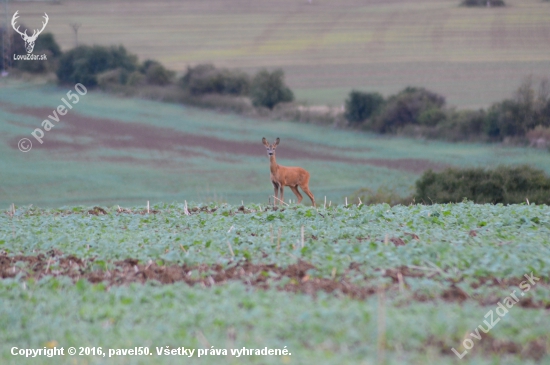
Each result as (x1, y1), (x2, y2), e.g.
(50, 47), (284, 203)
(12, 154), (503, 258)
(2, 29), (548, 148)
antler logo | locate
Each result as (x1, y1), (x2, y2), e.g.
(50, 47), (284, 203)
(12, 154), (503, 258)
(11, 11), (49, 54)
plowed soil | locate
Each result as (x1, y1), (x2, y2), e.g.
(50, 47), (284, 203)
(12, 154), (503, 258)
(1, 251), (548, 309)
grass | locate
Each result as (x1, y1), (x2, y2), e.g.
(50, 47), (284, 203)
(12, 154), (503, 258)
(1, 80), (550, 208)
(4, 0), (550, 108)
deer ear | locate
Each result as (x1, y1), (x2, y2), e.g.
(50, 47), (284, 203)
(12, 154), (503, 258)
(274, 137), (280, 146)
(262, 137), (269, 146)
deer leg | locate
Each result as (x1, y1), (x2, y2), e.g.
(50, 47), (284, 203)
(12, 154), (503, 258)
(279, 185), (285, 205)
(289, 186), (303, 204)
(300, 185), (316, 207)
(272, 182), (279, 206)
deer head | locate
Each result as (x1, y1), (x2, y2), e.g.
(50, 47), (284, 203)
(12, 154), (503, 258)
(12, 11), (49, 54)
(262, 137), (280, 156)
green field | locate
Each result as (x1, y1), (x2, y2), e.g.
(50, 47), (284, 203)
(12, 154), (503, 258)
(1, 202), (549, 364)
(5, 0), (550, 108)
(2, 81), (549, 363)
(2, 1), (550, 363)
(1, 80), (550, 208)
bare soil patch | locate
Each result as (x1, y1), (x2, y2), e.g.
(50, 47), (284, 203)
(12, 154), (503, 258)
(1, 252), (548, 310)
(1, 251), (547, 360)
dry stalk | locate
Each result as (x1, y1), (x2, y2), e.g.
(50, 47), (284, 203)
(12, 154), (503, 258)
(377, 286), (386, 365)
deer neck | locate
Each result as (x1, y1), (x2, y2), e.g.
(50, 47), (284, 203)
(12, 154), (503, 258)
(269, 155), (279, 175)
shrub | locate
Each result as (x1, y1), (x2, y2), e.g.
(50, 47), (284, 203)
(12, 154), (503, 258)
(415, 165), (550, 204)
(484, 99), (526, 138)
(482, 78), (550, 139)
(369, 87), (446, 133)
(439, 109), (485, 139)
(218, 69), (250, 96)
(250, 69), (294, 109)
(126, 71), (146, 86)
(179, 64), (250, 96)
(145, 63), (175, 86)
(418, 107), (447, 127)
(461, 0), (505, 6)
(344, 91), (385, 124)
(57, 45), (138, 86)
(138, 59), (175, 86)
(97, 68), (130, 89)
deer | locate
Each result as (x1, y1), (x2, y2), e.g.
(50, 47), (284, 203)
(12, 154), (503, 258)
(262, 137), (316, 207)
(11, 11), (49, 54)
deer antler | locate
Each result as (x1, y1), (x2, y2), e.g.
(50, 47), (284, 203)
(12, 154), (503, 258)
(30, 13), (49, 40)
(11, 11), (48, 41)
(11, 11), (28, 38)
(33, 13), (49, 38)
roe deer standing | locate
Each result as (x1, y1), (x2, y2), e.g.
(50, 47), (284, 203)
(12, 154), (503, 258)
(262, 137), (316, 207)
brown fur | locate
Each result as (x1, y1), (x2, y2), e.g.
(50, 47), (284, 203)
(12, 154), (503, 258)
(262, 137), (316, 207)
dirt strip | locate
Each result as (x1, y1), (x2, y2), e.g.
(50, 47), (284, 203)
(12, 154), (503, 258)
(0, 251), (548, 310)
(6, 104), (447, 173)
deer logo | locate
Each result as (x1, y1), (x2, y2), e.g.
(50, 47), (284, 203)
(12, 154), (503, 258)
(11, 11), (49, 54)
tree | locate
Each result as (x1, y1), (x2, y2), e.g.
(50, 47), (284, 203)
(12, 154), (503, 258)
(57, 45), (137, 86)
(370, 87), (446, 133)
(250, 69), (294, 109)
(140, 60), (175, 86)
(344, 91), (385, 124)
(179, 64), (250, 96)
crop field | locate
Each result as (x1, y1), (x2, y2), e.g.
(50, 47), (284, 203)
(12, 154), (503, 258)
(5, 0), (550, 108)
(2, 80), (550, 208)
(2, 1), (550, 362)
(1, 201), (550, 364)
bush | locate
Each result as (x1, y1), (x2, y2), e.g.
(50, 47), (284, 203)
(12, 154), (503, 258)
(250, 69), (294, 109)
(483, 100), (523, 138)
(97, 68), (130, 89)
(145, 63), (175, 86)
(418, 107), (446, 127)
(369, 87), (446, 133)
(219, 69), (251, 96)
(415, 165), (550, 204)
(461, 0), (505, 6)
(482, 78), (550, 140)
(126, 71), (146, 86)
(57, 45), (138, 86)
(179, 64), (250, 96)
(437, 109), (486, 141)
(344, 91), (385, 124)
